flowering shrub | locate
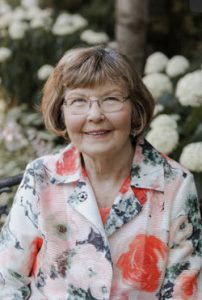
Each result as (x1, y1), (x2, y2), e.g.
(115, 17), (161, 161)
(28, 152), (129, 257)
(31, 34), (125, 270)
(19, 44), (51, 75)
(143, 51), (202, 206)
(0, 0), (112, 105)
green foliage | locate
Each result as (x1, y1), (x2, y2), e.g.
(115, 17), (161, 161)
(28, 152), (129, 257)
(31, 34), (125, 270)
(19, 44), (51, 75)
(1, 29), (54, 105)
(39, 0), (84, 12)
(148, 0), (202, 58)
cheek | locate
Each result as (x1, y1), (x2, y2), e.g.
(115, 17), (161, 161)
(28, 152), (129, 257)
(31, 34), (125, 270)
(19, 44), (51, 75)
(64, 115), (83, 136)
(115, 111), (132, 133)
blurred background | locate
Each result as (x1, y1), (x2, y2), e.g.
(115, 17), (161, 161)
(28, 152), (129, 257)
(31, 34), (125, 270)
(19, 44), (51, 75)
(0, 0), (202, 227)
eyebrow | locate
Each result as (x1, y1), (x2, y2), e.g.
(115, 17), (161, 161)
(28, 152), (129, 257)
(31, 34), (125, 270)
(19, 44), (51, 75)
(66, 89), (124, 97)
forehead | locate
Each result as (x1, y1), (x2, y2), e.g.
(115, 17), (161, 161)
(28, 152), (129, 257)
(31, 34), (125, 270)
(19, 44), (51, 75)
(64, 81), (127, 98)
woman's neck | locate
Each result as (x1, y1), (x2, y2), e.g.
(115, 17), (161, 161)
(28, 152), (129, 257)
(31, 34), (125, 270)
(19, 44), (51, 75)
(82, 142), (134, 183)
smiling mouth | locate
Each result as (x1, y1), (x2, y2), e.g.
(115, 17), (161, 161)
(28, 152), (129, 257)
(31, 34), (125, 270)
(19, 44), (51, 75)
(84, 130), (111, 136)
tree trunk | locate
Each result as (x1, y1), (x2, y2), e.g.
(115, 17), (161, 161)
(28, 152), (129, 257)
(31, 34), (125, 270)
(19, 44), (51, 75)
(115, 0), (149, 74)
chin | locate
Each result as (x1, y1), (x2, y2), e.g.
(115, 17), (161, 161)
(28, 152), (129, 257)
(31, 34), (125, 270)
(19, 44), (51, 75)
(81, 145), (115, 157)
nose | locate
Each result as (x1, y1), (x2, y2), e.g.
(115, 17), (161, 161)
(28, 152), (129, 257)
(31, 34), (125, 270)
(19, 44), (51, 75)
(86, 101), (104, 122)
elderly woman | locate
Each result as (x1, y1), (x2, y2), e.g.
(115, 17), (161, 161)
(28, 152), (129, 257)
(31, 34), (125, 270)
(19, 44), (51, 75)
(0, 46), (201, 300)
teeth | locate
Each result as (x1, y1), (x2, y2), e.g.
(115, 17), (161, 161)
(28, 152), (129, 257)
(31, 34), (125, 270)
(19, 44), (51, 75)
(88, 132), (106, 135)
(86, 131), (108, 135)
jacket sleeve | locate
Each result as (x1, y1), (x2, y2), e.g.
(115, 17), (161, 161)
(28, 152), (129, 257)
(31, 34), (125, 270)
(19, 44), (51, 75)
(160, 172), (202, 300)
(0, 162), (42, 300)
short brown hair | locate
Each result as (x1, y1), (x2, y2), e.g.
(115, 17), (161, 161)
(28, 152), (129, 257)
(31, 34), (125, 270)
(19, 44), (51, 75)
(40, 46), (155, 140)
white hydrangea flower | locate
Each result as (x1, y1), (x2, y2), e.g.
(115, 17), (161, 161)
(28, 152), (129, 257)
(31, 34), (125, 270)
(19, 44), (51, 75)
(153, 104), (164, 116)
(8, 21), (29, 39)
(21, 0), (39, 8)
(27, 7), (52, 21)
(37, 64), (53, 80)
(146, 126), (179, 154)
(0, 11), (13, 29)
(144, 52), (169, 74)
(25, 6), (41, 20)
(166, 55), (190, 78)
(170, 114), (181, 122)
(150, 114), (177, 129)
(12, 7), (27, 21)
(0, 0), (11, 15)
(30, 10), (52, 29)
(52, 12), (87, 36)
(176, 70), (202, 107)
(0, 47), (12, 63)
(30, 17), (46, 29)
(80, 29), (109, 45)
(142, 73), (173, 100)
(81, 29), (109, 45)
(179, 142), (202, 172)
(107, 40), (118, 49)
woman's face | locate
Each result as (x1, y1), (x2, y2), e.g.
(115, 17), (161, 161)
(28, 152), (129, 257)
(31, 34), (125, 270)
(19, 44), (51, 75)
(62, 82), (133, 159)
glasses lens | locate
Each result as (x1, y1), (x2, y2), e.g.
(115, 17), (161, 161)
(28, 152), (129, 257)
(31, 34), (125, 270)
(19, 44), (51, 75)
(101, 97), (123, 112)
(64, 95), (126, 114)
(67, 98), (89, 114)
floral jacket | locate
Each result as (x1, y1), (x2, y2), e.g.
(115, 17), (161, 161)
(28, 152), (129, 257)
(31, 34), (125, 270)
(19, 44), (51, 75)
(0, 138), (202, 300)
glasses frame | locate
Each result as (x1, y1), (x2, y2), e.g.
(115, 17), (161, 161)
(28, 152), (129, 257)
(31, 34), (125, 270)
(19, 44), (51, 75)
(62, 95), (130, 115)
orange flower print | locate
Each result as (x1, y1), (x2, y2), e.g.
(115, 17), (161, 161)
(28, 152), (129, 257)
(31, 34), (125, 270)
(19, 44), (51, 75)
(119, 176), (148, 206)
(173, 270), (198, 300)
(56, 146), (79, 175)
(30, 237), (43, 275)
(119, 176), (130, 194)
(132, 187), (148, 205)
(99, 207), (111, 224)
(116, 234), (167, 292)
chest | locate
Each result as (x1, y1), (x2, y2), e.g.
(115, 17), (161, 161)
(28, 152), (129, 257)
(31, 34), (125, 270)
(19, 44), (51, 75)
(90, 178), (128, 208)
(36, 184), (170, 299)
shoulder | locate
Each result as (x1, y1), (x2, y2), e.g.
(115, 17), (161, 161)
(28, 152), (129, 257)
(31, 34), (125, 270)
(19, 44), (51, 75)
(161, 152), (192, 176)
(142, 137), (193, 180)
(24, 143), (80, 184)
(26, 143), (74, 177)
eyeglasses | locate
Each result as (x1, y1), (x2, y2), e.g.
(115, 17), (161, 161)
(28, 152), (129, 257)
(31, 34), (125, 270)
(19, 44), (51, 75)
(63, 95), (130, 115)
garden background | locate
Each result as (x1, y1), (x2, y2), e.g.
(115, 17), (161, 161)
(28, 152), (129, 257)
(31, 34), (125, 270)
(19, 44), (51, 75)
(0, 0), (202, 228)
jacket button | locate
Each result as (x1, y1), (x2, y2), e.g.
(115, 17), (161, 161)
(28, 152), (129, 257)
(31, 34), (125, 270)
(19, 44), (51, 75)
(57, 224), (67, 233)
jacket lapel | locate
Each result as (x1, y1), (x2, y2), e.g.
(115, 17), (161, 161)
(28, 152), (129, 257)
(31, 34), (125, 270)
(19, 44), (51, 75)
(44, 144), (107, 236)
(104, 186), (143, 236)
(67, 177), (107, 238)
(105, 138), (165, 236)
(44, 138), (165, 238)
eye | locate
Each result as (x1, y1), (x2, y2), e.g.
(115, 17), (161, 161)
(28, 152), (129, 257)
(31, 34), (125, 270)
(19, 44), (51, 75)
(69, 98), (88, 106)
(103, 96), (121, 103)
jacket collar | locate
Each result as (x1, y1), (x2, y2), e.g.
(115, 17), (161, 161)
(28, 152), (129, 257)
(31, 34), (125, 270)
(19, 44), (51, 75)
(44, 137), (165, 192)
